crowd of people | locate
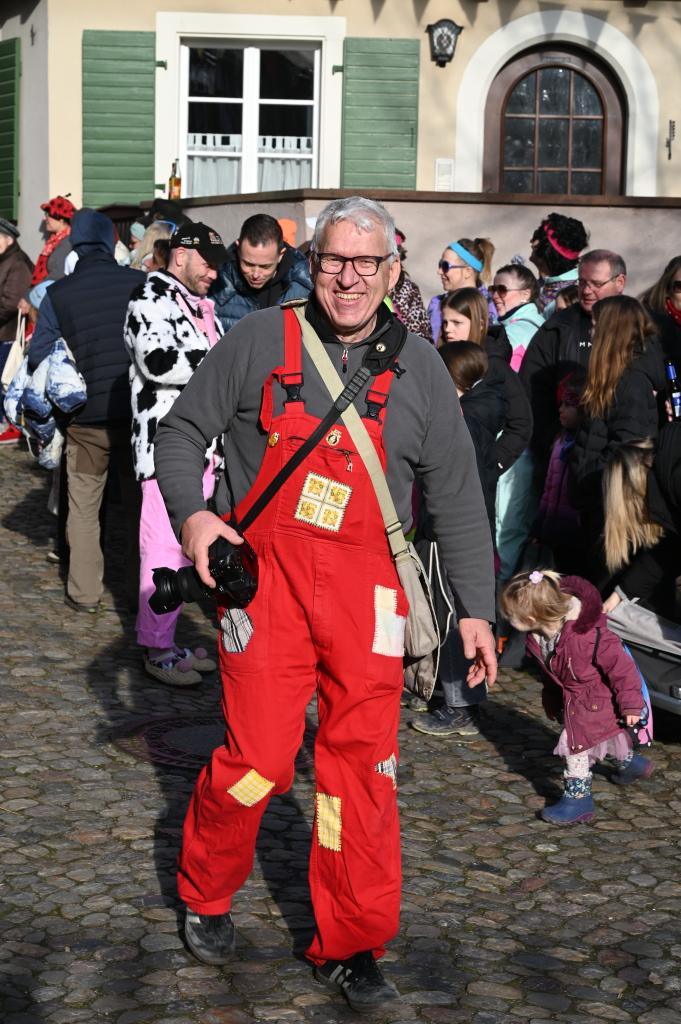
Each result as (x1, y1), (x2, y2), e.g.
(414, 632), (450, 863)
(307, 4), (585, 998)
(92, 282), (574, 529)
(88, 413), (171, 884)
(0, 192), (678, 1008)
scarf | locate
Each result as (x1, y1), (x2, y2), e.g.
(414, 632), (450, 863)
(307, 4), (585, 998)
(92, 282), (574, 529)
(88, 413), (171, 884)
(31, 226), (70, 286)
(666, 297), (681, 328)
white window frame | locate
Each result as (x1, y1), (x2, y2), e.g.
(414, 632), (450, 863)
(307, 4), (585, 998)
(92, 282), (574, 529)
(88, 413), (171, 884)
(180, 42), (320, 197)
(155, 13), (345, 197)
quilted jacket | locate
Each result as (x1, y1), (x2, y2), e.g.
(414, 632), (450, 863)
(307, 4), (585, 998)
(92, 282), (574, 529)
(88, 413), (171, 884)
(526, 575), (644, 753)
(210, 241), (311, 333)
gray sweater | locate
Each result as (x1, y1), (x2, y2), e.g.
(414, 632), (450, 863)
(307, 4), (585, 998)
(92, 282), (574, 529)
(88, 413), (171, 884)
(154, 305), (495, 621)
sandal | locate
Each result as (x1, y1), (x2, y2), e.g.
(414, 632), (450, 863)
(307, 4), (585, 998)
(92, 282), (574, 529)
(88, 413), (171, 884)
(178, 646), (217, 673)
(143, 651), (202, 687)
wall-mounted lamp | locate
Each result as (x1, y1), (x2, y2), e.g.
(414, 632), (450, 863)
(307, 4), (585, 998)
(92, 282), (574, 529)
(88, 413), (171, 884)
(426, 19), (463, 68)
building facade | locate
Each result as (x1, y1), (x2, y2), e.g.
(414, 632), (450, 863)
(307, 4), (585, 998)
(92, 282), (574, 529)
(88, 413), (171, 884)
(1, 0), (679, 259)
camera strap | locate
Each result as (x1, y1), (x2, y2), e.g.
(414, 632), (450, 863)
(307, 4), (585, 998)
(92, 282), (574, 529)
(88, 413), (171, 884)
(238, 364), (371, 533)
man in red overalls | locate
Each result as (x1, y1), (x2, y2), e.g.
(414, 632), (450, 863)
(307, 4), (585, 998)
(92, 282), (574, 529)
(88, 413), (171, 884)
(154, 197), (497, 1012)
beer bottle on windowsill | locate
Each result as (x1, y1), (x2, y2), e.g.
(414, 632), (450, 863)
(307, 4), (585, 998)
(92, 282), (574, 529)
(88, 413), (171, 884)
(169, 160), (181, 200)
(666, 360), (681, 421)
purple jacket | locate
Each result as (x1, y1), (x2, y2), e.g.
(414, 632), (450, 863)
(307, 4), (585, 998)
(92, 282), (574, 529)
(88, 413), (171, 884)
(531, 431), (580, 547)
(526, 576), (644, 753)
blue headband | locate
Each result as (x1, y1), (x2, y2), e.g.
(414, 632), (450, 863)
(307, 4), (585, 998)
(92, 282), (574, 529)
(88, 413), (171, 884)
(448, 241), (483, 273)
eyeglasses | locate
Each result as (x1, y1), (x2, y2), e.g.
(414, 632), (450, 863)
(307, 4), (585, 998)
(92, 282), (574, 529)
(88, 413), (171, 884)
(314, 252), (391, 277)
(438, 259), (468, 273)
(671, 281), (681, 294)
(488, 284), (521, 298)
(577, 275), (617, 291)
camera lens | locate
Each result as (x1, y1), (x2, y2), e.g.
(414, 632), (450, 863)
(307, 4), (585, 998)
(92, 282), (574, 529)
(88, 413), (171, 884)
(175, 565), (211, 604)
(148, 567), (183, 615)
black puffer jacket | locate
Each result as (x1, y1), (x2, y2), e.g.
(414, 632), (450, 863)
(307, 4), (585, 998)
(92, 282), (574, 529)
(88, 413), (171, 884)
(46, 252), (145, 425)
(484, 326), (533, 471)
(569, 338), (666, 511)
(520, 301), (592, 460)
(460, 374), (509, 531)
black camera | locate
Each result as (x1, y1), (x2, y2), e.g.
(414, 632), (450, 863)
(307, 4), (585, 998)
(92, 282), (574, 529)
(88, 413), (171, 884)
(148, 536), (258, 615)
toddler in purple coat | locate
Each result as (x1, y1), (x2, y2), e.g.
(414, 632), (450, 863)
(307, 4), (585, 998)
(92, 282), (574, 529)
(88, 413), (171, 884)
(500, 570), (653, 825)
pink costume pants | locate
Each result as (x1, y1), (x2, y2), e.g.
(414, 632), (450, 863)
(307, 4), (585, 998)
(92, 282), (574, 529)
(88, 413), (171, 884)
(136, 465), (216, 648)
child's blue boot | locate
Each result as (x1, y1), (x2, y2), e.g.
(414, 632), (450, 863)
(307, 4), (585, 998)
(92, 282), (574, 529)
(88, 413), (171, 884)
(541, 775), (595, 825)
(611, 753), (654, 786)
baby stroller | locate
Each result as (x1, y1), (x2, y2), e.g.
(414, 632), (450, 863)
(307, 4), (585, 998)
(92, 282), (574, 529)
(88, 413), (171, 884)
(607, 595), (681, 718)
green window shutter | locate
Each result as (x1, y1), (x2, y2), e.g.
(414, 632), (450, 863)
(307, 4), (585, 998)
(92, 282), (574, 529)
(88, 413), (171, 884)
(0, 38), (20, 221)
(341, 38), (419, 190)
(82, 30), (155, 207)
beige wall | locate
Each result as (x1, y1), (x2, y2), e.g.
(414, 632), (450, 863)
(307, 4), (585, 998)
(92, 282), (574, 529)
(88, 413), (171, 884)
(43, 0), (681, 207)
(183, 193), (679, 305)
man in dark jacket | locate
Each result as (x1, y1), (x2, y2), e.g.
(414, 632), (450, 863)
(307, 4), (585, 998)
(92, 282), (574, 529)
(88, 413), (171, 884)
(0, 219), (33, 343)
(520, 249), (625, 462)
(28, 211), (145, 612)
(210, 213), (311, 332)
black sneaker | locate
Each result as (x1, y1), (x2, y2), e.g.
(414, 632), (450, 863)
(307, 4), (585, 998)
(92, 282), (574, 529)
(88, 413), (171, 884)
(314, 950), (400, 1013)
(411, 705), (481, 737)
(184, 909), (235, 964)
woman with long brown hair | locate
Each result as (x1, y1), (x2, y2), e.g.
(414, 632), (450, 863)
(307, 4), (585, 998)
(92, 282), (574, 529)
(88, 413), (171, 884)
(639, 255), (681, 366)
(569, 294), (666, 587)
(601, 431), (680, 618)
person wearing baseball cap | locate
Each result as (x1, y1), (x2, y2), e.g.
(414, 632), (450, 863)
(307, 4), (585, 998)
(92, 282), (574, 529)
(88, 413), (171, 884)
(123, 221), (227, 686)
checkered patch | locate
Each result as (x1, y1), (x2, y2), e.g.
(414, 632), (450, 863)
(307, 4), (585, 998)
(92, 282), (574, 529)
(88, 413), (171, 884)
(294, 472), (352, 533)
(228, 769), (274, 807)
(375, 753), (398, 789)
(315, 793), (342, 851)
(221, 607), (253, 654)
(372, 586), (406, 657)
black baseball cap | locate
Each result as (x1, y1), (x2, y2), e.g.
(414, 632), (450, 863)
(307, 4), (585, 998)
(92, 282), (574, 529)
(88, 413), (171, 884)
(170, 222), (229, 263)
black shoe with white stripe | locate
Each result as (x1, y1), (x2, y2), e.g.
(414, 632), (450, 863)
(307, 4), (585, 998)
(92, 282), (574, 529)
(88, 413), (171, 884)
(184, 909), (235, 965)
(314, 950), (400, 1012)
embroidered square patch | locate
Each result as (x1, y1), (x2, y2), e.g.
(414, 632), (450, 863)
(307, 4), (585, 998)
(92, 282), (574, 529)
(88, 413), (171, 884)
(228, 769), (274, 807)
(294, 472), (352, 533)
(316, 793), (342, 851)
(375, 753), (398, 789)
(372, 586), (406, 657)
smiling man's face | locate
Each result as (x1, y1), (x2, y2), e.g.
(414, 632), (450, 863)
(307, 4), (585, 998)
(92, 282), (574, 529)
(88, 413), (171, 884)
(311, 219), (401, 342)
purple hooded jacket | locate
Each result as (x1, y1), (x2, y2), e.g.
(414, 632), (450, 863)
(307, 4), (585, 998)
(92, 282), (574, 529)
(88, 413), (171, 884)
(531, 431), (580, 547)
(525, 576), (644, 753)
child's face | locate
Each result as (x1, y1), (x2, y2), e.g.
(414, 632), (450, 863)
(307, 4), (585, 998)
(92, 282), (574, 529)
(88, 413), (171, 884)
(558, 401), (581, 430)
(509, 615), (535, 633)
(441, 308), (472, 342)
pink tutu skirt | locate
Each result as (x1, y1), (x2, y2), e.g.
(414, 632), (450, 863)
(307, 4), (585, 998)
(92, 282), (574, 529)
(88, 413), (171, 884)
(554, 728), (633, 764)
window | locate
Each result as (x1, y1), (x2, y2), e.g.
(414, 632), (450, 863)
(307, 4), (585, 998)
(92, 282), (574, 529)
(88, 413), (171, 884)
(483, 47), (625, 196)
(181, 43), (320, 197)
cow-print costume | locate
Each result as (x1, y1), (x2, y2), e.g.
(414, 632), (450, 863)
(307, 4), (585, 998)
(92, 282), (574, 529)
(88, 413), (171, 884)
(124, 270), (223, 481)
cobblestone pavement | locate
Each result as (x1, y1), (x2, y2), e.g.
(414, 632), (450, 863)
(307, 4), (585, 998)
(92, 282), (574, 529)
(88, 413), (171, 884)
(1, 444), (681, 1024)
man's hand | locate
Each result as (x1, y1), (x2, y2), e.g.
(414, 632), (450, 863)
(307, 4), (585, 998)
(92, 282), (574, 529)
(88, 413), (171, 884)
(181, 510), (243, 588)
(603, 591), (621, 614)
(460, 617), (497, 688)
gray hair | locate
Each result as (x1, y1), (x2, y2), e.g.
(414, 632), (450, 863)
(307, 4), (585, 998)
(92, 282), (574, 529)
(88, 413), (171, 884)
(579, 248), (626, 278)
(312, 196), (398, 261)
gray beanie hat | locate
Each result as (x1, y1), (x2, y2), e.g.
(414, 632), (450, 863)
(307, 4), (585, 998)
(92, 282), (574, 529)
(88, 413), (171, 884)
(0, 218), (19, 240)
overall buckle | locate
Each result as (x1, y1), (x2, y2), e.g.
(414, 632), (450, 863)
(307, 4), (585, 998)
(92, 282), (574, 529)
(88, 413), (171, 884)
(280, 372), (304, 403)
(364, 388), (389, 421)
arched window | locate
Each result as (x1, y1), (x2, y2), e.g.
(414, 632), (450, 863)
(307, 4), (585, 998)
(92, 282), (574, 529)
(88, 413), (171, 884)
(483, 46), (625, 196)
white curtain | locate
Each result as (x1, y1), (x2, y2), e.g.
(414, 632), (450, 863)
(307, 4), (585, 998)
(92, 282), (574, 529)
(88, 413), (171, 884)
(258, 158), (312, 191)
(187, 156), (241, 198)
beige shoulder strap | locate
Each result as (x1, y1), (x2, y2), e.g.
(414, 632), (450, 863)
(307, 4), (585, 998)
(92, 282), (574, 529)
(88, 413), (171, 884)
(293, 306), (410, 563)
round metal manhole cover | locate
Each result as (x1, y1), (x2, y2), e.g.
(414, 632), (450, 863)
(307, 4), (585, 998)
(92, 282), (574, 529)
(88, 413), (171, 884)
(112, 714), (316, 773)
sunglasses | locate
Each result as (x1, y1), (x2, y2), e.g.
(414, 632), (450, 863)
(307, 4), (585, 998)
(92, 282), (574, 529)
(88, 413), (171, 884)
(672, 281), (681, 294)
(488, 284), (522, 298)
(438, 259), (468, 273)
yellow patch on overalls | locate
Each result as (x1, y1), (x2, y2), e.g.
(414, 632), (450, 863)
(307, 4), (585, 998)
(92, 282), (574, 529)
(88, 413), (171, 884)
(228, 769), (274, 807)
(294, 472), (352, 533)
(316, 793), (342, 851)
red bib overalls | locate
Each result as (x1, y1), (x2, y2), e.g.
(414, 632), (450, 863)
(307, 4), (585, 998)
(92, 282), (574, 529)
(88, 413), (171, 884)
(177, 308), (408, 962)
